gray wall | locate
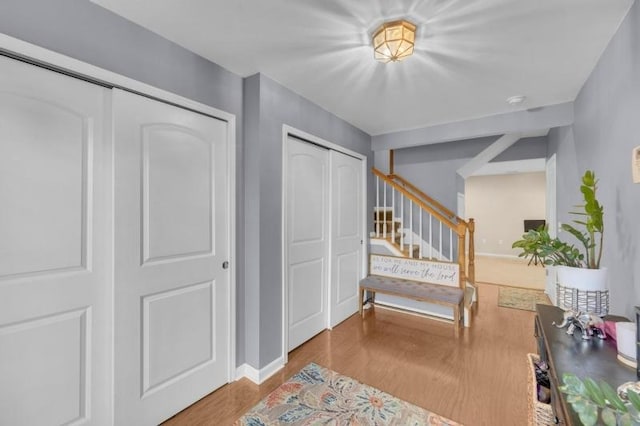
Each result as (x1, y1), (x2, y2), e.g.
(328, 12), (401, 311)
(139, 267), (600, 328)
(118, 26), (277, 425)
(244, 74), (372, 367)
(548, 0), (640, 318)
(375, 136), (547, 213)
(0, 0), (242, 117)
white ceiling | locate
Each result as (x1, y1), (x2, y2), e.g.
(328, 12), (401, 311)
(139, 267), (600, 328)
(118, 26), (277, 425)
(92, 0), (633, 136)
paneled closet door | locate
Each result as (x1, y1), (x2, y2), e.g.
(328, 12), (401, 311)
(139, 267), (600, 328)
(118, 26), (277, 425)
(329, 151), (363, 327)
(286, 137), (329, 351)
(113, 89), (230, 425)
(0, 56), (111, 425)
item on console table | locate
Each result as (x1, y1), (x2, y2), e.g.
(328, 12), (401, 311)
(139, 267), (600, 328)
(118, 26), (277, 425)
(553, 309), (607, 340)
(536, 304), (637, 425)
(556, 279), (609, 317)
(616, 322), (638, 369)
(617, 381), (640, 401)
(560, 373), (640, 426)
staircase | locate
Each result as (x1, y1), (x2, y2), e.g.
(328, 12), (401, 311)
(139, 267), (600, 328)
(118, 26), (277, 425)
(370, 167), (477, 324)
(373, 208), (420, 258)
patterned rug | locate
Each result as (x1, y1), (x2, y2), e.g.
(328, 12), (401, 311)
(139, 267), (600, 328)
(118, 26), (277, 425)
(497, 286), (551, 312)
(235, 363), (461, 425)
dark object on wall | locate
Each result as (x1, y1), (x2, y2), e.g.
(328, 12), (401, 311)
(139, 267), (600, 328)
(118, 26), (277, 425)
(524, 219), (546, 232)
(636, 306), (640, 379)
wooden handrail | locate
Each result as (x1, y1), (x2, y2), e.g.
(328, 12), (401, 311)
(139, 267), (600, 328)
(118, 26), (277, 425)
(372, 166), (476, 286)
(389, 172), (462, 223)
(372, 168), (460, 234)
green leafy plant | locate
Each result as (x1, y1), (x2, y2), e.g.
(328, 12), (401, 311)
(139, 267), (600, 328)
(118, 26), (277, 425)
(559, 373), (640, 426)
(512, 170), (604, 269)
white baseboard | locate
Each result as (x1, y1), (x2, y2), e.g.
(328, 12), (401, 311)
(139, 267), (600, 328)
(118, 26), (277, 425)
(475, 252), (519, 259)
(375, 300), (453, 321)
(235, 356), (285, 384)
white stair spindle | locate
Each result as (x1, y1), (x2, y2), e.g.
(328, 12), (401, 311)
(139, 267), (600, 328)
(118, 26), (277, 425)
(376, 176), (380, 238)
(419, 208), (423, 259)
(400, 194), (404, 251)
(429, 214), (433, 259)
(409, 200), (413, 258)
(383, 181), (387, 238)
(439, 221), (443, 261)
(391, 187), (395, 243)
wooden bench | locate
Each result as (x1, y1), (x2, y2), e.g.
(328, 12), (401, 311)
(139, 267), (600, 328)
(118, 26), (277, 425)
(359, 255), (465, 337)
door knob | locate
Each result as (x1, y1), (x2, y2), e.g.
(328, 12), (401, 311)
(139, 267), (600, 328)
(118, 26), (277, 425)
(222, 261), (229, 269)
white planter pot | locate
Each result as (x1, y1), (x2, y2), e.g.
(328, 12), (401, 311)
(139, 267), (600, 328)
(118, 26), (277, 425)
(556, 266), (608, 291)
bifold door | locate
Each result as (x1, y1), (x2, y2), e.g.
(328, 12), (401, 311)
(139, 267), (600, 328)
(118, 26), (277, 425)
(0, 55), (111, 425)
(113, 89), (230, 425)
(285, 137), (330, 351)
(329, 151), (363, 328)
(285, 136), (363, 352)
(0, 55), (231, 426)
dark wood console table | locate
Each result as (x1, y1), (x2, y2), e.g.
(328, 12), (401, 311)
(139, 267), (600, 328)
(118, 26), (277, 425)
(535, 304), (636, 425)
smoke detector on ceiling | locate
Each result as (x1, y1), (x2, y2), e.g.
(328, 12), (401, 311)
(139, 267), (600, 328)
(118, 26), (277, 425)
(506, 95), (526, 106)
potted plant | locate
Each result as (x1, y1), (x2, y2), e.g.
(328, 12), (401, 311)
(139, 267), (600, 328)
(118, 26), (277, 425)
(512, 170), (607, 295)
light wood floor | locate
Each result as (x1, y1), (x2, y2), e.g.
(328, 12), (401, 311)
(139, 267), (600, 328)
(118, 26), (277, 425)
(163, 282), (537, 426)
(475, 254), (546, 290)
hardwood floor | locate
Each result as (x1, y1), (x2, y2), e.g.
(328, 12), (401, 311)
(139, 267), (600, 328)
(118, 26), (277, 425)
(163, 283), (537, 426)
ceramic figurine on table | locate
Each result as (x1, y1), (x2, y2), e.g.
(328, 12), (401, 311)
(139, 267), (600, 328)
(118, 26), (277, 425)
(553, 309), (607, 340)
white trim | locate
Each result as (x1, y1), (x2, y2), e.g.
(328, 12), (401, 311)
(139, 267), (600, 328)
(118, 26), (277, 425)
(235, 356), (285, 384)
(226, 115), (237, 383)
(545, 154), (557, 303)
(281, 125), (368, 365)
(374, 302), (453, 321)
(282, 125), (367, 161)
(327, 153), (334, 331)
(0, 33), (238, 386)
(281, 136), (288, 364)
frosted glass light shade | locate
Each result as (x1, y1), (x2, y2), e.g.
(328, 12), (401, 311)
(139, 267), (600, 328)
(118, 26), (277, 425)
(373, 20), (417, 63)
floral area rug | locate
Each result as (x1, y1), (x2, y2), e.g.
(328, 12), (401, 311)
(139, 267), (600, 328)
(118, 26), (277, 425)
(498, 286), (551, 312)
(235, 363), (461, 426)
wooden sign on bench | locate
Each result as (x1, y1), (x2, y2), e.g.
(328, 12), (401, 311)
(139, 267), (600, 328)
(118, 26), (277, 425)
(369, 254), (459, 288)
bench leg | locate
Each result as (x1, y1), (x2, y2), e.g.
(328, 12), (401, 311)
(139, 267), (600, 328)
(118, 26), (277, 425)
(359, 287), (364, 317)
(453, 304), (461, 338)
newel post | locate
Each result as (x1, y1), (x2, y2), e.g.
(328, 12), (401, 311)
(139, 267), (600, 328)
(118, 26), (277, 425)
(467, 218), (475, 286)
(457, 222), (466, 290)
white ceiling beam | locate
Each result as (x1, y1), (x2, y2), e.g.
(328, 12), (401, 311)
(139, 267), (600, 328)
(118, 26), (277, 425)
(371, 102), (573, 151)
(457, 133), (522, 179)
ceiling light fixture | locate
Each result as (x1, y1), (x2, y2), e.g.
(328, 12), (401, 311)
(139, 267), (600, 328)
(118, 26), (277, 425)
(373, 20), (417, 63)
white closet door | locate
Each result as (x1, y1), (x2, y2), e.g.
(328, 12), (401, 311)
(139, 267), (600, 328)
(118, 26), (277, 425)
(286, 137), (329, 351)
(113, 89), (229, 425)
(0, 56), (111, 425)
(329, 151), (363, 327)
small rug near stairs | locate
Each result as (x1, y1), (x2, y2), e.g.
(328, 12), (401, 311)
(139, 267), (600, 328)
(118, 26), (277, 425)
(498, 287), (551, 312)
(235, 363), (461, 426)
